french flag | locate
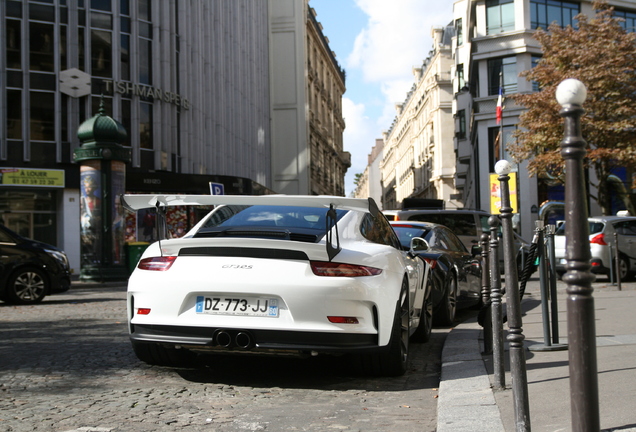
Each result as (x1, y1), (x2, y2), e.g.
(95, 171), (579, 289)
(496, 87), (503, 125)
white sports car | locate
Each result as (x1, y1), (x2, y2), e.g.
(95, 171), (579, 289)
(122, 194), (432, 376)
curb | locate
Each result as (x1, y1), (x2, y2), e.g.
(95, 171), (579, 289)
(437, 318), (504, 432)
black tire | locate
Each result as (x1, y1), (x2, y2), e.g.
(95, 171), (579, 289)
(435, 275), (457, 326)
(5, 267), (48, 305)
(411, 278), (433, 343)
(132, 342), (198, 367)
(618, 256), (631, 282)
(354, 279), (410, 376)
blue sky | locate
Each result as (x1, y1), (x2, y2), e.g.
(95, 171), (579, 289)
(309, 0), (455, 196)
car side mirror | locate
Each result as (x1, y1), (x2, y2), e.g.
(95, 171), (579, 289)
(409, 237), (429, 254)
(471, 245), (482, 256)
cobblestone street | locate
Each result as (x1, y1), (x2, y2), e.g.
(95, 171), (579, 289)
(1, 284), (450, 432)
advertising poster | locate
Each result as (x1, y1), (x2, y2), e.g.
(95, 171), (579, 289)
(490, 172), (518, 214)
(111, 161), (126, 265)
(80, 161), (102, 264)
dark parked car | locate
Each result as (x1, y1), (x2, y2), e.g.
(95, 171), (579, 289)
(390, 221), (482, 326)
(0, 224), (71, 304)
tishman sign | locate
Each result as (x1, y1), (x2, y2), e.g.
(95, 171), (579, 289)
(102, 79), (190, 110)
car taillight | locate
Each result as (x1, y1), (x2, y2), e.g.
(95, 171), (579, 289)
(422, 257), (438, 269)
(590, 233), (607, 245)
(310, 261), (382, 277)
(138, 256), (177, 271)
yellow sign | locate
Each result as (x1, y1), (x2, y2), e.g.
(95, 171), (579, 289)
(490, 172), (518, 214)
(0, 168), (65, 188)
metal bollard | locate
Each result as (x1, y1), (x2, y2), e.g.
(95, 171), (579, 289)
(480, 233), (493, 355)
(495, 159), (530, 431)
(530, 222), (567, 352)
(614, 232), (622, 291)
(488, 215), (505, 390)
(556, 78), (600, 431)
(545, 224), (563, 345)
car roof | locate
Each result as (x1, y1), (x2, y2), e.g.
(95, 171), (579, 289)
(395, 208), (489, 215)
(390, 220), (442, 229)
(588, 215), (636, 223)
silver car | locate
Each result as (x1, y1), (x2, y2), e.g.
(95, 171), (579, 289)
(554, 215), (636, 281)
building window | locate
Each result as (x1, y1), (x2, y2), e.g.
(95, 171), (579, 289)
(489, 126), (515, 172)
(530, 0), (579, 29)
(138, 39), (152, 84)
(91, 29), (112, 78)
(30, 22), (55, 72)
(614, 9), (636, 33)
(6, 89), (22, 140)
(486, 0), (515, 34)
(456, 18), (463, 45)
(457, 64), (466, 90)
(30, 91), (55, 141)
(531, 55), (541, 92)
(488, 56), (517, 95)
(457, 110), (466, 139)
(140, 102), (153, 149)
(6, 19), (21, 69)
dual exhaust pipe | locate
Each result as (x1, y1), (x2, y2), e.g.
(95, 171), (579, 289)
(214, 330), (254, 349)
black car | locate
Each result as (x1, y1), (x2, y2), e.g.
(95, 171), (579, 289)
(390, 221), (482, 326)
(0, 224), (71, 304)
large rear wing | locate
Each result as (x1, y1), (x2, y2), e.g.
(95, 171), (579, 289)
(121, 194), (381, 261)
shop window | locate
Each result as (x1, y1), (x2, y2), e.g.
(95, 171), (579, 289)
(487, 0), (515, 34)
(30, 91), (55, 141)
(530, 0), (579, 29)
(29, 22), (55, 72)
(91, 29), (112, 78)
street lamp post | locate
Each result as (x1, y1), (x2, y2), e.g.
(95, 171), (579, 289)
(495, 159), (530, 431)
(556, 78), (600, 431)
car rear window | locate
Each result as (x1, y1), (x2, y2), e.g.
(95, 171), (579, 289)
(406, 213), (477, 236)
(555, 221), (605, 235)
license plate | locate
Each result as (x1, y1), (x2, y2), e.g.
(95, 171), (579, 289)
(195, 296), (279, 317)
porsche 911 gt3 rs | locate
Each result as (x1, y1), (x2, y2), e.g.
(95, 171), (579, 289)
(122, 194), (432, 376)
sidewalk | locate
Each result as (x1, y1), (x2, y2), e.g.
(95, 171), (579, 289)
(437, 276), (636, 432)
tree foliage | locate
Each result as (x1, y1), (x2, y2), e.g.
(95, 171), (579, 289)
(510, 0), (636, 214)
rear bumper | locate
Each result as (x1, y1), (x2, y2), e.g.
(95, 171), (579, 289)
(130, 323), (381, 354)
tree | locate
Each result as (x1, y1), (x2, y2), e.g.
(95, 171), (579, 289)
(510, 0), (636, 215)
(353, 173), (363, 187)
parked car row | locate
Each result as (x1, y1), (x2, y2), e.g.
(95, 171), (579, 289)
(0, 224), (71, 305)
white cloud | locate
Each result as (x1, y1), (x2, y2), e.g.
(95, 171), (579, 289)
(347, 0), (453, 119)
(342, 97), (378, 196)
(338, 0), (455, 195)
